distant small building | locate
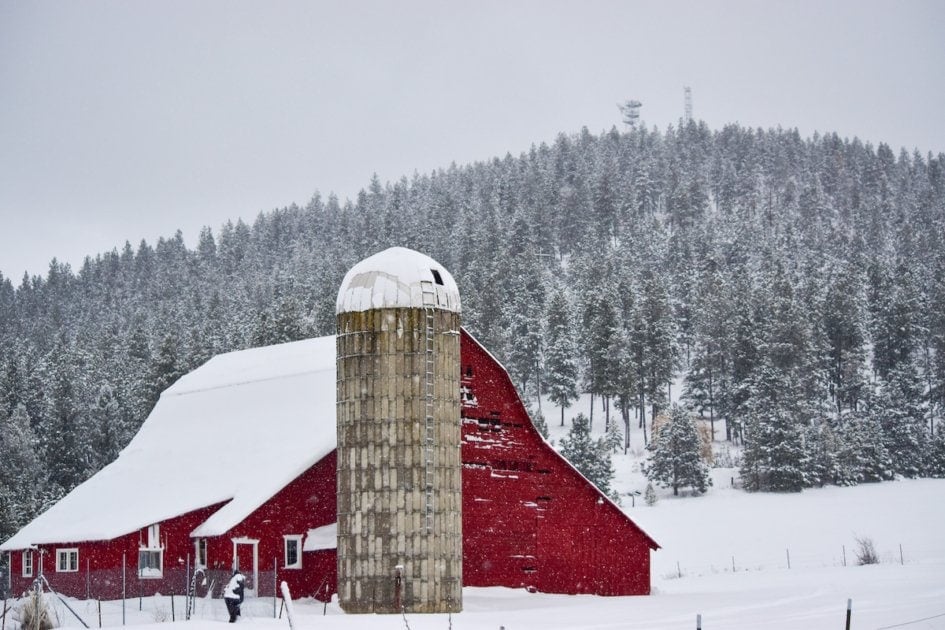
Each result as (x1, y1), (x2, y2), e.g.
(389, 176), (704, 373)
(2, 249), (657, 605)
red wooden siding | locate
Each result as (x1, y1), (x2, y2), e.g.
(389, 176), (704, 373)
(459, 329), (657, 596)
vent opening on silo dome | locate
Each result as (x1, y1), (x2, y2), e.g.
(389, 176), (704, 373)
(431, 269), (444, 285)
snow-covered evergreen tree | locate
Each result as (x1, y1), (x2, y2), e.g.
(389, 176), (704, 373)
(645, 404), (710, 496)
(875, 362), (930, 477)
(543, 288), (579, 427)
(928, 428), (945, 478)
(740, 403), (808, 492)
(0, 404), (49, 543)
(559, 413), (615, 496)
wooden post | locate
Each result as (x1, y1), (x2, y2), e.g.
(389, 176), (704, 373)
(122, 553), (126, 626)
(845, 598), (852, 630)
(731, 556), (735, 572)
(899, 544), (904, 565)
(842, 545), (846, 567)
(170, 594), (175, 622)
(696, 613), (702, 630)
(786, 548), (791, 569)
(98, 600), (102, 628)
(677, 561), (682, 578)
(184, 555), (190, 621)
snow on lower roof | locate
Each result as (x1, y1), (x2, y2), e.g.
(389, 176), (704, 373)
(336, 246), (461, 314)
(1, 336), (338, 550)
(303, 522), (337, 551)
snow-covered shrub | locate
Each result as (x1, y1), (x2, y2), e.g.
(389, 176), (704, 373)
(854, 536), (879, 565)
(644, 482), (657, 506)
(14, 590), (53, 630)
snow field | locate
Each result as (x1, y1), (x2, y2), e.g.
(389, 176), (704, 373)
(7, 393), (943, 630)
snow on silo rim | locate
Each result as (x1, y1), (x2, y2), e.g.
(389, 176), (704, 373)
(336, 247), (461, 314)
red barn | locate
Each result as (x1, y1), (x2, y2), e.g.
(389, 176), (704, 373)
(2, 330), (657, 602)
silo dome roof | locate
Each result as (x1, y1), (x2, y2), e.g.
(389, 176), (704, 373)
(336, 247), (461, 314)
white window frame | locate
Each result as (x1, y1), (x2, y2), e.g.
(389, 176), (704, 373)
(138, 523), (164, 579)
(138, 548), (163, 579)
(283, 535), (303, 569)
(56, 548), (78, 573)
(22, 550), (33, 577)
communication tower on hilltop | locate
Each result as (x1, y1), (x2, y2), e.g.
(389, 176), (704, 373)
(684, 86), (693, 123)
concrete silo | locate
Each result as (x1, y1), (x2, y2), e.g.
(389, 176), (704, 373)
(335, 247), (463, 614)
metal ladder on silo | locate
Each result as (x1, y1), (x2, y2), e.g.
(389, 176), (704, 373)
(420, 280), (437, 533)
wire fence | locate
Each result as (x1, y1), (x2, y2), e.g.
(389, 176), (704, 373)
(0, 585), (290, 630)
(0, 566), (305, 630)
(657, 541), (945, 580)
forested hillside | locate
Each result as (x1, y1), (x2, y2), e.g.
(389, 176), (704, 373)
(2, 121), (945, 545)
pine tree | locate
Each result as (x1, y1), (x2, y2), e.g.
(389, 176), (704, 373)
(148, 332), (183, 411)
(875, 362), (929, 477)
(90, 383), (125, 469)
(804, 422), (840, 487)
(559, 413), (615, 496)
(644, 482), (657, 506)
(928, 428), (945, 478)
(544, 288), (580, 426)
(39, 341), (94, 496)
(0, 404), (48, 543)
(645, 404), (710, 496)
(740, 404), (807, 492)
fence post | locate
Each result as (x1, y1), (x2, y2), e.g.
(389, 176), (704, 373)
(677, 561), (682, 578)
(98, 599), (102, 628)
(279, 582), (295, 630)
(845, 598), (852, 630)
(899, 544), (904, 565)
(786, 548), (791, 569)
(696, 613), (702, 630)
(842, 545), (846, 567)
(184, 555), (190, 621)
(122, 552), (126, 626)
(731, 556), (735, 572)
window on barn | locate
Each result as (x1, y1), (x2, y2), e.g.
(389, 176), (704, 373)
(284, 535), (303, 569)
(194, 538), (208, 568)
(138, 550), (163, 578)
(56, 548), (78, 572)
(22, 550), (33, 577)
(138, 523), (164, 578)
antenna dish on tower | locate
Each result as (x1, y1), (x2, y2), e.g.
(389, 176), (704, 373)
(618, 99), (642, 128)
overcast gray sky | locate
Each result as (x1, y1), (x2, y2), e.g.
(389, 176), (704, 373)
(1, 0), (943, 281)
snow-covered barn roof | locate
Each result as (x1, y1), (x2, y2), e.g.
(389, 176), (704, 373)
(1, 336), (338, 550)
(336, 246), (461, 314)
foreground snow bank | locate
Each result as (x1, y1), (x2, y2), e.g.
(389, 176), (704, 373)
(29, 562), (945, 630)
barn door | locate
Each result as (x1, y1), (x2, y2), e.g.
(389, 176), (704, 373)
(231, 538), (259, 598)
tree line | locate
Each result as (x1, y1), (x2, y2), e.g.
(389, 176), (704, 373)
(2, 120), (945, 546)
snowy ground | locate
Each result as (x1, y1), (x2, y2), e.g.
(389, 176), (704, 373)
(7, 394), (945, 629)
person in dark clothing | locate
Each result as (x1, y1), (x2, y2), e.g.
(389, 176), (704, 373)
(223, 569), (245, 623)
